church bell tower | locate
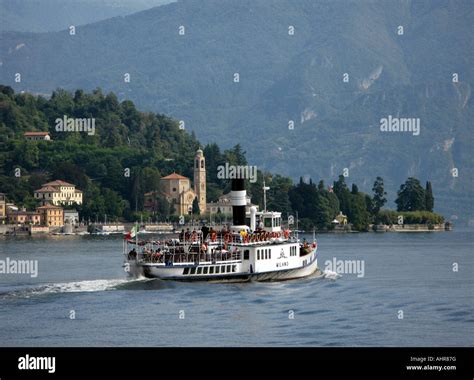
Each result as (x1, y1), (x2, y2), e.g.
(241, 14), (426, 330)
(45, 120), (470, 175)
(194, 149), (206, 213)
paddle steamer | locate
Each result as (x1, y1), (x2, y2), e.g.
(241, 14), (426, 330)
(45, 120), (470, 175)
(123, 179), (319, 282)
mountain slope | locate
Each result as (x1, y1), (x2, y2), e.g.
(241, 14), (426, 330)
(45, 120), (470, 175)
(0, 0), (175, 32)
(0, 0), (472, 221)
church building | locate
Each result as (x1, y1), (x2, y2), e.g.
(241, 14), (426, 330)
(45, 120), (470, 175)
(159, 149), (206, 215)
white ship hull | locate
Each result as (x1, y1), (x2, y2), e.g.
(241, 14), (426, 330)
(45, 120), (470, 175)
(126, 245), (319, 283)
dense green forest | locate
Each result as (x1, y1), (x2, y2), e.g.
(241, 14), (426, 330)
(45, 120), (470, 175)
(0, 86), (444, 230)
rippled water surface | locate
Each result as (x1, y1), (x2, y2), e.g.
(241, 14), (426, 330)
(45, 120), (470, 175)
(0, 230), (472, 346)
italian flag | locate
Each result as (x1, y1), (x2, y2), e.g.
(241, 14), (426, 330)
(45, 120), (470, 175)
(124, 225), (138, 240)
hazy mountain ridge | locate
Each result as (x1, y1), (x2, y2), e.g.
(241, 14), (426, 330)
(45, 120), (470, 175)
(0, 0), (472, 221)
(0, 0), (175, 32)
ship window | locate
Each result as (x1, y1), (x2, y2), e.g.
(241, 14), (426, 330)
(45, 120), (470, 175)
(226, 265), (231, 272)
(210, 266), (214, 274)
(257, 250), (260, 260)
(221, 265), (225, 273)
(232, 265), (236, 272)
(215, 266), (220, 274)
(244, 250), (249, 260)
(203, 267), (208, 274)
(264, 218), (272, 227)
(190, 267), (196, 274)
(197, 267), (202, 274)
(183, 268), (190, 275)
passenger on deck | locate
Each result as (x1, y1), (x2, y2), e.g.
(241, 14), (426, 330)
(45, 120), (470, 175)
(128, 248), (137, 260)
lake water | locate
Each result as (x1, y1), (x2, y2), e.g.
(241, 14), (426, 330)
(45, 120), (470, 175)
(0, 230), (472, 346)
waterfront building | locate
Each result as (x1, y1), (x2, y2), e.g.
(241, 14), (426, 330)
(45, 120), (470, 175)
(64, 210), (80, 225)
(7, 210), (41, 225)
(34, 180), (83, 206)
(36, 204), (64, 227)
(206, 193), (258, 215)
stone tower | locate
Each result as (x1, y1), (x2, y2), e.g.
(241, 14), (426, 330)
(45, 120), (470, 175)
(194, 149), (206, 213)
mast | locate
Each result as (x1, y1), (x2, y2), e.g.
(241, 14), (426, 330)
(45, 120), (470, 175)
(262, 180), (270, 213)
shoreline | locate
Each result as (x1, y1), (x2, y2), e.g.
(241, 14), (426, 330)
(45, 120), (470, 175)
(0, 222), (454, 236)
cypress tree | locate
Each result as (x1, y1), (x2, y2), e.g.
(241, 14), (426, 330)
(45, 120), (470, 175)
(425, 181), (434, 212)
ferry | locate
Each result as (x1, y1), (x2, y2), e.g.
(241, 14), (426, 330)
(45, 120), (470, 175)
(123, 179), (320, 282)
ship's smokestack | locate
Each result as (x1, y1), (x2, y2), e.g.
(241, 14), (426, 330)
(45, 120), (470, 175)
(231, 178), (246, 227)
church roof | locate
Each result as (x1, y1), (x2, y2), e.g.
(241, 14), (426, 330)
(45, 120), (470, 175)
(161, 172), (189, 180)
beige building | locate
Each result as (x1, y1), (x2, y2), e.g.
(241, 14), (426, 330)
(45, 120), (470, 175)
(160, 173), (197, 215)
(34, 180), (83, 206)
(8, 210), (41, 225)
(159, 149), (207, 216)
(0, 193), (6, 222)
(36, 204), (64, 227)
(207, 193), (257, 215)
(24, 132), (51, 141)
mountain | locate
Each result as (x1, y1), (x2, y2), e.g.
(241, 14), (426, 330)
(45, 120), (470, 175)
(0, 0), (175, 32)
(0, 0), (472, 222)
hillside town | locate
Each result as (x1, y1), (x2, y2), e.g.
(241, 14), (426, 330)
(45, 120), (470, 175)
(0, 147), (259, 235)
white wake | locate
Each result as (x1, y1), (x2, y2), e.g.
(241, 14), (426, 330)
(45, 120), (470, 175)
(2, 277), (149, 299)
(322, 269), (341, 280)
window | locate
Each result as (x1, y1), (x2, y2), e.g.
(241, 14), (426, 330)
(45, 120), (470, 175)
(172, 187), (176, 192)
(183, 268), (190, 275)
(197, 267), (202, 274)
(203, 267), (208, 274)
(215, 266), (220, 274)
(209, 267), (214, 274)
(221, 265), (226, 273)
(226, 265), (231, 273)
(190, 267), (196, 275)
(257, 250), (260, 260)
(232, 265), (236, 272)
(264, 218), (272, 228)
(201, 160), (204, 168)
(244, 250), (249, 260)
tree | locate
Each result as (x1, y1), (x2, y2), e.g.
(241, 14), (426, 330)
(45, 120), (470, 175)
(425, 181), (434, 212)
(347, 193), (370, 231)
(333, 175), (351, 215)
(395, 177), (426, 212)
(192, 197), (200, 215)
(372, 176), (387, 214)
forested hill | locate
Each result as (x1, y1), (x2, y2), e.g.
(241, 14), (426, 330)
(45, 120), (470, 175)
(0, 86), (447, 230)
(0, 86), (249, 221)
